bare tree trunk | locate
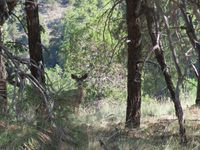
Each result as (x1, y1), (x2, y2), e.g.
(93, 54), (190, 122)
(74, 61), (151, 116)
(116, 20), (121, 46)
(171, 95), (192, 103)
(125, 0), (142, 128)
(163, 15), (184, 100)
(0, 0), (17, 25)
(0, 27), (7, 115)
(25, 0), (47, 125)
(145, 5), (187, 143)
(25, 0), (45, 84)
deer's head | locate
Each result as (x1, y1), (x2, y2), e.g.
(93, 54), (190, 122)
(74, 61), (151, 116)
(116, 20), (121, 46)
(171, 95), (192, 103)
(71, 73), (88, 87)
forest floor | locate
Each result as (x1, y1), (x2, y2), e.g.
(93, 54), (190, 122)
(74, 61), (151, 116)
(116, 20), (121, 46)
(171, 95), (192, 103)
(71, 100), (200, 150)
(0, 100), (200, 149)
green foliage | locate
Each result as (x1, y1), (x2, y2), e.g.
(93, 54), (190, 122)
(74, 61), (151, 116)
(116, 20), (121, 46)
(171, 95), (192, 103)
(59, 0), (126, 101)
(60, 0), (125, 69)
(142, 63), (168, 98)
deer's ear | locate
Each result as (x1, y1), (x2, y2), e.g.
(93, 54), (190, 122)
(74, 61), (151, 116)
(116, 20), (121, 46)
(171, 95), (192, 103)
(71, 74), (78, 79)
(81, 73), (88, 80)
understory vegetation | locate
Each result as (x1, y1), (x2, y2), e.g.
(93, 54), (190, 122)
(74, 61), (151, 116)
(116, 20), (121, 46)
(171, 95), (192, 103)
(1, 93), (200, 150)
(0, 67), (199, 149)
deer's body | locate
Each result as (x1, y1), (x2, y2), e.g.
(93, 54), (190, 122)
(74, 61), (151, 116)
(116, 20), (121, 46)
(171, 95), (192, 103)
(54, 74), (88, 114)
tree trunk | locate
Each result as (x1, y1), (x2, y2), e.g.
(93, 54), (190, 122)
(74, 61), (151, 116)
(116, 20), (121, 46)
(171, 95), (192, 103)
(0, 0), (17, 25)
(145, 6), (187, 143)
(163, 15), (184, 101)
(125, 0), (142, 128)
(0, 27), (7, 115)
(25, 0), (47, 125)
(25, 0), (45, 83)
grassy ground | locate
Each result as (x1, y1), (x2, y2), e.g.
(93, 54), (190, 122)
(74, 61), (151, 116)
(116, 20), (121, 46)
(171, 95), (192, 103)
(1, 96), (200, 150)
(71, 97), (200, 150)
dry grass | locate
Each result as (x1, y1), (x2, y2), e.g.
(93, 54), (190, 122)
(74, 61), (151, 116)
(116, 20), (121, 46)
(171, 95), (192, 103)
(70, 98), (200, 150)
(1, 96), (200, 150)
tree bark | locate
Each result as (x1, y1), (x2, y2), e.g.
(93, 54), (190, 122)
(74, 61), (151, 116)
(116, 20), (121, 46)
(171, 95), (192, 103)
(125, 0), (142, 128)
(25, 0), (47, 125)
(145, 6), (187, 143)
(0, 27), (7, 115)
(0, 0), (17, 25)
(25, 0), (45, 83)
(163, 15), (184, 101)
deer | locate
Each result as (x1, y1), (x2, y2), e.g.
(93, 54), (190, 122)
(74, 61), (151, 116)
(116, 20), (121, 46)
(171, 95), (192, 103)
(54, 73), (88, 115)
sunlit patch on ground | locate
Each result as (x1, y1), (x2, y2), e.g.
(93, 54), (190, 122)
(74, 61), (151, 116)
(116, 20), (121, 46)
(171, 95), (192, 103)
(71, 99), (200, 150)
